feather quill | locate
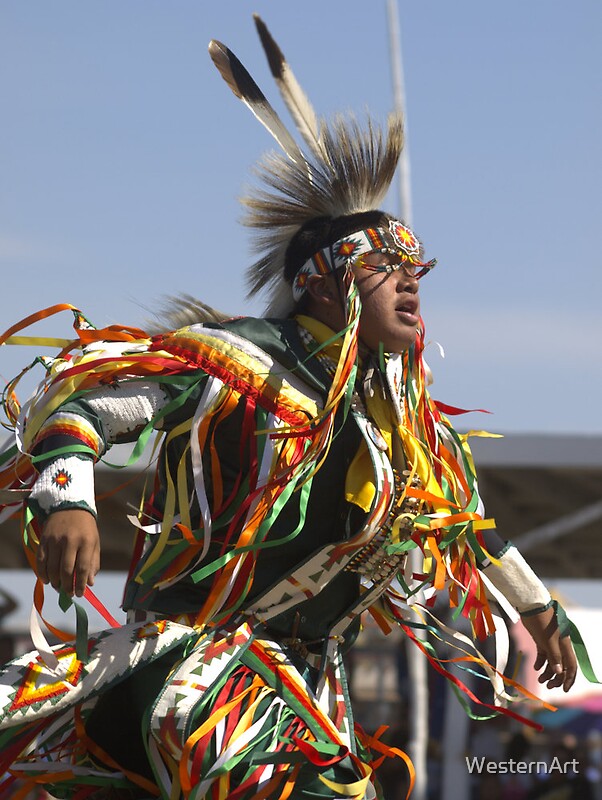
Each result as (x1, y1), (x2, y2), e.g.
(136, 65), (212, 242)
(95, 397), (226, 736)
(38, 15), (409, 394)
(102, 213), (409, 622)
(208, 40), (306, 167)
(253, 15), (326, 161)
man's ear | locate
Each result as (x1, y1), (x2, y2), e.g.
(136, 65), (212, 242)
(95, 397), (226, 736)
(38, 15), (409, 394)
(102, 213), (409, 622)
(305, 274), (339, 307)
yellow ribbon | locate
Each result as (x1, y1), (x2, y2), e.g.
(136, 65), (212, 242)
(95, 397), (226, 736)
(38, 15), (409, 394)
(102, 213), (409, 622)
(3, 335), (75, 348)
(318, 773), (371, 798)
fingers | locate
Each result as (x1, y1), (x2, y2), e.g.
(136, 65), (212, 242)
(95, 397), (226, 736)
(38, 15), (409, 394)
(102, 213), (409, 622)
(59, 537), (77, 595)
(36, 532), (67, 592)
(533, 650), (547, 671)
(36, 509), (101, 598)
(534, 636), (578, 692)
(73, 536), (100, 597)
(37, 531), (76, 595)
(535, 638), (563, 688)
(35, 535), (50, 586)
(560, 636), (578, 692)
(537, 656), (564, 689)
(521, 605), (579, 693)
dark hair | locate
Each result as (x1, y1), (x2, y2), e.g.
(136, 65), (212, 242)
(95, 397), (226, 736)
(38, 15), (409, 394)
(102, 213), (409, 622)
(283, 210), (393, 284)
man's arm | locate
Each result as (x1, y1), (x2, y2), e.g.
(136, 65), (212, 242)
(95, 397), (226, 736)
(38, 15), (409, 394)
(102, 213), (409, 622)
(426, 421), (578, 692)
(28, 381), (170, 597)
(480, 542), (577, 692)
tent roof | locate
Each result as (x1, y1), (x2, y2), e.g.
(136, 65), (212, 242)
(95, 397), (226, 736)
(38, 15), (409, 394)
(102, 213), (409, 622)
(3, 434), (601, 578)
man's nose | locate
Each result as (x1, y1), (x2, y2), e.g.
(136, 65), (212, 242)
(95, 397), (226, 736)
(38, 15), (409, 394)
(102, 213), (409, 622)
(396, 267), (419, 291)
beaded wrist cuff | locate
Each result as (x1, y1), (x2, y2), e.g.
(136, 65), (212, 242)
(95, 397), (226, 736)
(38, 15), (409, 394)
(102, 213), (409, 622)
(30, 456), (97, 517)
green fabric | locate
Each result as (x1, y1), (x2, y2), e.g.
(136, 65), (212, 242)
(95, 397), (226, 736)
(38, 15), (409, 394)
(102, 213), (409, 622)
(123, 318), (366, 645)
(85, 645), (188, 780)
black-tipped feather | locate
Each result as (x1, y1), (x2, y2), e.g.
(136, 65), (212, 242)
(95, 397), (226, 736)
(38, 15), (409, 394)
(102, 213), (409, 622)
(209, 19), (405, 317)
(208, 40), (306, 166)
(253, 15), (325, 161)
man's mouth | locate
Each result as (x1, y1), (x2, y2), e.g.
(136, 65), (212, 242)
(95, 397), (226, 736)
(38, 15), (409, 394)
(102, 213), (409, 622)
(396, 298), (419, 321)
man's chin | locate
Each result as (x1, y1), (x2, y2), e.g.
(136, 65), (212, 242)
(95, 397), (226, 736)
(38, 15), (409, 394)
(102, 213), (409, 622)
(360, 338), (415, 357)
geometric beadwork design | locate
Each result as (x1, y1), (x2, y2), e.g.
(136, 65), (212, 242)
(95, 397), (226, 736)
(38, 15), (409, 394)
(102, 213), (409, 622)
(9, 648), (83, 712)
(137, 619), (169, 639)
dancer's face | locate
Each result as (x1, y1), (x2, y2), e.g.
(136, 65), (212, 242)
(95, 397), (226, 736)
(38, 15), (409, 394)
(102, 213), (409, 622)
(305, 249), (423, 354)
(352, 250), (421, 353)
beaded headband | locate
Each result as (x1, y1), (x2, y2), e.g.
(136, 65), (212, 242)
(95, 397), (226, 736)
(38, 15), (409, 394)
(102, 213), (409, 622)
(292, 219), (435, 301)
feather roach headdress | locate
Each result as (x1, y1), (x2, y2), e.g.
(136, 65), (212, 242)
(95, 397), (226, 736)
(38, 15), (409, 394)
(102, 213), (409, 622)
(209, 15), (409, 317)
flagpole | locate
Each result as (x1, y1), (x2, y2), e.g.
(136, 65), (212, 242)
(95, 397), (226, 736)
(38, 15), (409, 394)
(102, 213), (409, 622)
(386, 0), (413, 226)
(386, 3), (428, 800)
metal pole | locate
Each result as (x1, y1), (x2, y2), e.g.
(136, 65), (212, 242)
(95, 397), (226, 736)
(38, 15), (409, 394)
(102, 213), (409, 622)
(405, 553), (429, 800)
(386, 4), (428, 799)
(387, 0), (413, 225)
(514, 499), (602, 553)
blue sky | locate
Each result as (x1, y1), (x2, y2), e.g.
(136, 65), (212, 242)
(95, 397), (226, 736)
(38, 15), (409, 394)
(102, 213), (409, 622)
(1, 1), (600, 433)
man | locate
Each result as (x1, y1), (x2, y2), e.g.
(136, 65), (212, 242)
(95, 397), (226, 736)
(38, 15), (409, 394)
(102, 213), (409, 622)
(0, 17), (578, 800)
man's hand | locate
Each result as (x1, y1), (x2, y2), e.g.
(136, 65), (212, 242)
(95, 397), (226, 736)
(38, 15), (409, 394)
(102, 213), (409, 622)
(36, 509), (100, 597)
(520, 605), (577, 692)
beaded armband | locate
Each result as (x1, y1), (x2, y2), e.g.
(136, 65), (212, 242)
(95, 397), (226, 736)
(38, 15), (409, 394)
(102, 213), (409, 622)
(85, 381), (169, 440)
